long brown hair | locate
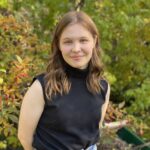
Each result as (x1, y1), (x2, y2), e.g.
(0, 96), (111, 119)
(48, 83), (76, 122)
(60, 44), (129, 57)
(44, 11), (104, 101)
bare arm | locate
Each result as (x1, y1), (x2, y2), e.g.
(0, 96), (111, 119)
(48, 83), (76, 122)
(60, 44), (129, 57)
(18, 80), (45, 150)
(99, 83), (110, 128)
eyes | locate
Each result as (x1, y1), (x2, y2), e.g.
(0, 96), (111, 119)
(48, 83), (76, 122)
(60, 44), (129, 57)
(63, 39), (89, 44)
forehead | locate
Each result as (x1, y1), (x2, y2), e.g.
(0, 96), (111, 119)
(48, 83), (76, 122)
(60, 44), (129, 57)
(60, 23), (93, 39)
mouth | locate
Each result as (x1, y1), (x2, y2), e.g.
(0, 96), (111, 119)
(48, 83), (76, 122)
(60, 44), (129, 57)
(70, 55), (83, 60)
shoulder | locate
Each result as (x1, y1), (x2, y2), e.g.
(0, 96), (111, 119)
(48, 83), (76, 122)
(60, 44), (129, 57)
(100, 79), (110, 101)
(26, 78), (44, 102)
(24, 73), (46, 105)
(30, 78), (43, 92)
(30, 73), (46, 92)
(31, 73), (46, 85)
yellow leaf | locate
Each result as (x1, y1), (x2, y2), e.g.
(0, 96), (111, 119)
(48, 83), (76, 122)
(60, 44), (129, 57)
(0, 69), (6, 73)
(0, 78), (3, 84)
(144, 18), (150, 24)
(16, 55), (22, 64)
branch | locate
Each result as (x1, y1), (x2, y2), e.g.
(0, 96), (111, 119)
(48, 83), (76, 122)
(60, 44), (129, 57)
(75, 0), (85, 11)
(133, 142), (150, 150)
(103, 120), (129, 129)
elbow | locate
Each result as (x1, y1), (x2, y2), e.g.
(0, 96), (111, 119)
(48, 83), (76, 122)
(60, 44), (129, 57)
(17, 130), (21, 141)
(17, 130), (33, 145)
(18, 131), (24, 143)
(17, 130), (26, 144)
(17, 132), (34, 150)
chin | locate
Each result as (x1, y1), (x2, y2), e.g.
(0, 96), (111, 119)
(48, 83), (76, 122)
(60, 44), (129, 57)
(69, 62), (87, 69)
(75, 65), (87, 69)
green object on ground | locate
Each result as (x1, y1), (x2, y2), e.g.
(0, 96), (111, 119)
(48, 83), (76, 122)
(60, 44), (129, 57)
(117, 127), (150, 150)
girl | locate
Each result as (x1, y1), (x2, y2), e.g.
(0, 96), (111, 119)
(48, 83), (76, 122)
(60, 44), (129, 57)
(18, 11), (110, 150)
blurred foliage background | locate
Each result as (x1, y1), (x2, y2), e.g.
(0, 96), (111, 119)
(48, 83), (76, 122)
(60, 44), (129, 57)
(0, 0), (150, 149)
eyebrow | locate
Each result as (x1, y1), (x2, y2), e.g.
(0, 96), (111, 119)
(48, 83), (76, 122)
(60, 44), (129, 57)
(62, 36), (88, 41)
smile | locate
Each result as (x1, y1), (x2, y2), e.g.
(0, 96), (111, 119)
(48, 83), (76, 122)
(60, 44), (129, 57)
(70, 55), (84, 60)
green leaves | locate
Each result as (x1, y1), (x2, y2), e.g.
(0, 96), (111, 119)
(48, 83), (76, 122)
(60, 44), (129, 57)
(0, 0), (8, 8)
(0, 6), (51, 149)
(125, 79), (150, 111)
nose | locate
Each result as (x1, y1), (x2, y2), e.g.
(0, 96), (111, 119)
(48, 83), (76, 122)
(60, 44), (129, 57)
(72, 42), (81, 53)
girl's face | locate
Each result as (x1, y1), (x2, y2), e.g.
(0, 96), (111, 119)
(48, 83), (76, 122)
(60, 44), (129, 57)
(59, 23), (96, 69)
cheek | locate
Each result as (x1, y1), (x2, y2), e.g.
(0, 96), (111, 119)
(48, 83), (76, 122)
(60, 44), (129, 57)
(60, 45), (71, 54)
(83, 43), (94, 54)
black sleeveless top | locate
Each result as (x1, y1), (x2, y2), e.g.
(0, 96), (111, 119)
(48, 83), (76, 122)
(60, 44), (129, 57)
(31, 64), (108, 150)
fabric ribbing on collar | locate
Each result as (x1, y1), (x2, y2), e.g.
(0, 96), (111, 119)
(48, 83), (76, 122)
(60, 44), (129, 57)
(64, 62), (89, 78)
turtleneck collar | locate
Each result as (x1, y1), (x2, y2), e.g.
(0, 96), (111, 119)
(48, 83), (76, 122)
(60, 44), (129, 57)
(63, 62), (89, 78)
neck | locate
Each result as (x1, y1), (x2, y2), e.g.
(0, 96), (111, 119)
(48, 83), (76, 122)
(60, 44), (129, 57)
(63, 62), (89, 78)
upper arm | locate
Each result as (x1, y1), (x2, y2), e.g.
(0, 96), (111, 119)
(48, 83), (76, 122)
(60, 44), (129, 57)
(99, 82), (110, 128)
(18, 79), (45, 140)
(103, 82), (110, 106)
